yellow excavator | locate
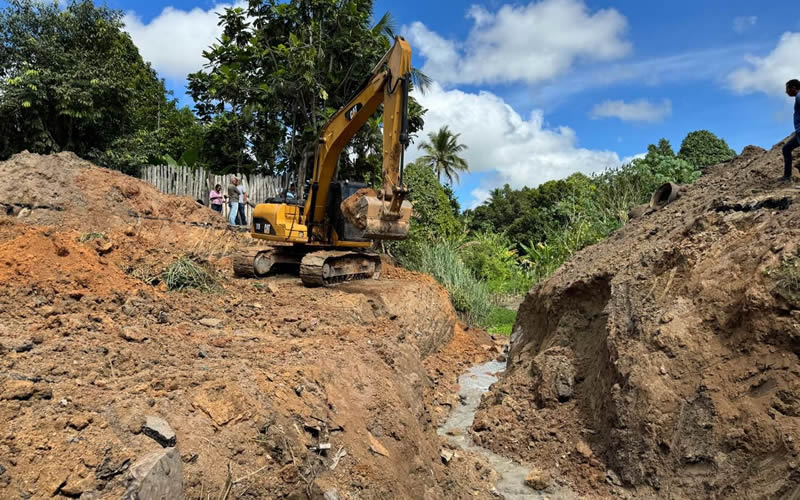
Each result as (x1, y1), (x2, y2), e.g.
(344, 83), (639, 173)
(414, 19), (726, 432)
(233, 36), (414, 286)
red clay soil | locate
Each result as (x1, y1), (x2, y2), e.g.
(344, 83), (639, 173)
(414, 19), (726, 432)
(472, 140), (800, 498)
(0, 152), (500, 499)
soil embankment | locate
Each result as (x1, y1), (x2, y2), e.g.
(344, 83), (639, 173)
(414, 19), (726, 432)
(472, 142), (800, 497)
(0, 152), (501, 499)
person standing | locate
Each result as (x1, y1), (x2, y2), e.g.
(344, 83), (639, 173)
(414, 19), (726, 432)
(782, 79), (800, 183)
(209, 184), (224, 214)
(227, 178), (240, 225)
(236, 180), (248, 226)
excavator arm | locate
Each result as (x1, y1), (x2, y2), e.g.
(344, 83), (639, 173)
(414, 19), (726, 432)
(303, 36), (413, 241)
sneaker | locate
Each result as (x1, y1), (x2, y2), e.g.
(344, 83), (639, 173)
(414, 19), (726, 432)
(779, 176), (792, 184)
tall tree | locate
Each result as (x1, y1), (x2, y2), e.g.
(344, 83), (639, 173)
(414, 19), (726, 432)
(418, 126), (469, 184)
(188, 0), (426, 178)
(0, 0), (202, 174)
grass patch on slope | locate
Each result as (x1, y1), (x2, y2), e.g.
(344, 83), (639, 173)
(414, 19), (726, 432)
(162, 255), (220, 292)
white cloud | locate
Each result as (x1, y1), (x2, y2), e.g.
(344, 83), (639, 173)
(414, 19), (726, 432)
(124, 3), (244, 80)
(621, 153), (646, 164)
(728, 32), (800, 96)
(733, 16), (757, 34)
(405, 0), (631, 86)
(407, 83), (620, 208)
(534, 44), (756, 106)
(590, 99), (672, 123)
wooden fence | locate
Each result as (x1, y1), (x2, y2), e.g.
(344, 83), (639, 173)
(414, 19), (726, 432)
(140, 165), (283, 225)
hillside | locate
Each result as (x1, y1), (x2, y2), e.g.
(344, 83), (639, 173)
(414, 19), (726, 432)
(0, 152), (502, 499)
(471, 141), (800, 497)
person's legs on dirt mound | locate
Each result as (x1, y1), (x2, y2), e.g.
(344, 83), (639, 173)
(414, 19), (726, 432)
(236, 203), (247, 226)
(229, 201), (239, 225)
(782, 134), (800, 180)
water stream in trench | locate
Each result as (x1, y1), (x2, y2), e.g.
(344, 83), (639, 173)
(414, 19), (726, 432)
(437, 360), (578, 499)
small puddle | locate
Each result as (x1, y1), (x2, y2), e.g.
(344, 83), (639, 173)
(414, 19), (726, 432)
(438, 360), (577, 499)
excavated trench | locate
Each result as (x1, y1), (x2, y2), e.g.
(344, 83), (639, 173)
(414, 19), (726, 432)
(438, 360), (579, 499)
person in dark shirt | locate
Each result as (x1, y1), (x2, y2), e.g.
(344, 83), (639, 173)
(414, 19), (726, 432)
(782, 79), (800, 183)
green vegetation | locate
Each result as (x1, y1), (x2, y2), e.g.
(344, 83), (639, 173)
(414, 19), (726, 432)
(678, 130), (736, 169)
(401, 239), (491, 326)
(162, 256), (220, 292)
(397, 135), (712, 326)
(188, 0), (427, 177)
(0, 0), (203, 174)
(486, 307), (516, 335)
(78, 232), (106, 243)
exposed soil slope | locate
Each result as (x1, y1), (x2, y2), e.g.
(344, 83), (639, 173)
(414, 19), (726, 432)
(0, 152), (499, 499)
(472, 141), (800, 498)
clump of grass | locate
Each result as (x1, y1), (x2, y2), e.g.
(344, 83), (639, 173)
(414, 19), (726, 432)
(767, 251), (800, 305)
(162, 255), (220, 292)
(79, 232), (106, 243)
(486, 307), (516, 335)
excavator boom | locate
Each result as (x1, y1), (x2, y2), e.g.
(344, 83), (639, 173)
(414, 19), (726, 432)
(304, 37), (413, 241)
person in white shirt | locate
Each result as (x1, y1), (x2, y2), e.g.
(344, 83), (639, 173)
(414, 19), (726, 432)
(236, 180), (248, 226)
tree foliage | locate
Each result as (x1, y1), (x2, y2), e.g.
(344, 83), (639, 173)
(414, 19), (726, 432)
(188, 0), (426, 177)
(677, 130), (736, 169)
(466, 137), (701, 253)
(401, 160), (463, 239)
(0, 0), (202, 174)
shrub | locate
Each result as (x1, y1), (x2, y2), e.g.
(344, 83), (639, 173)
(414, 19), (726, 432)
(678, 130), (736, 169)
(459, 231), (532, 295)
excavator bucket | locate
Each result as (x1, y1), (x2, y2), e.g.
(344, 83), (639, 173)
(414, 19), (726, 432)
(340, 188), (412, 240)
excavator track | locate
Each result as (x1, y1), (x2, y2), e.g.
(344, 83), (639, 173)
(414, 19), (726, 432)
(299, 250), (381, 286)
(232, 249), (275, 278)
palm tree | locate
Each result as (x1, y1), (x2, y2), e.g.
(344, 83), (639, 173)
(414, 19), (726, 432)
(418, 126), (469, 184)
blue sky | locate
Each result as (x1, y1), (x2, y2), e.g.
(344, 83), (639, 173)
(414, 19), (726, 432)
(44, 0), (800, 207)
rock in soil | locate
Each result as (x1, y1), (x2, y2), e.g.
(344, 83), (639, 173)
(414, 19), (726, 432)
(142, 416), (177, 448)
(119, 326), (147, 343)
(123, 447), (183, 500)
(198, 317), (223, 328)
(524, 468), (551, 490)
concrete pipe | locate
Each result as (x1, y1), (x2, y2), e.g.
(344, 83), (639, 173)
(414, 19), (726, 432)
(649, 182), (681, 210)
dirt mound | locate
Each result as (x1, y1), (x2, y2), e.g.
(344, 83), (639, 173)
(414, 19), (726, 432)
(472, 139), (800, 498)
(0, 153), (502, 499)
(1, 151), (220, 229)
(0, 152), (264, 297)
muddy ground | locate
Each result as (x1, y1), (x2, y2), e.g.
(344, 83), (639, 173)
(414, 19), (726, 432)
(0, 152), (504, 499)
(472, 141), (800, 498)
